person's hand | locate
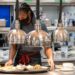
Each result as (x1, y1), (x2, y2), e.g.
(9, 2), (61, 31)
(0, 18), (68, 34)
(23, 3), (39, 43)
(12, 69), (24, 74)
(5, 59), (13, 66)
(48, 59), (55, 71)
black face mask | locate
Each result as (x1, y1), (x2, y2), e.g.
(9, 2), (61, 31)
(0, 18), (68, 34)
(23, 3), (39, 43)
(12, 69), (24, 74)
(19, 18), (29, 29)
(19, 19), (26, 24)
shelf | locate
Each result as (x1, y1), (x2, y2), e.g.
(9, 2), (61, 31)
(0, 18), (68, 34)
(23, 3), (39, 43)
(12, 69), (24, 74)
(47, 26), (75, 32)
(65, 27), (75, 32)
(47, 26), (56, 31)
(28, 2), (75, 6)
(0, 27), (10, 34)
(42, 57), (75, 62)
(0, 1), (75, 6)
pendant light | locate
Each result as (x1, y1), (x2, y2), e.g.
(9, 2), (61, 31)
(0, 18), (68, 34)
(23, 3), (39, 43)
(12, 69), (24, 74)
(8, 0), (26, 44)
(53, 0), (69, 43)
(25, 0), (51, 47)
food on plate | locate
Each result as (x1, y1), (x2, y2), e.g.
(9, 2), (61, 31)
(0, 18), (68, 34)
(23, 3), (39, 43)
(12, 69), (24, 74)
(2, 65), (16, 71)
(0, 64), (48, 72)
(33, 64), (41, 70)
(0, 65), (26, 71)
(26, 65), (33, 70)
(16, 64), (26, 70)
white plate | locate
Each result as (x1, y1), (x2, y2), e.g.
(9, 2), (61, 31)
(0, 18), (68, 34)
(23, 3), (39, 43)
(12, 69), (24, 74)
(60, 68), (74, 72)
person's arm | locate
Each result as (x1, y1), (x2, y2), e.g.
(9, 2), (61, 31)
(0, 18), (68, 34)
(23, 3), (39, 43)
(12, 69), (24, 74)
(45, 48), (53, 59)
(5, 44), (17, 66)
(44, 47), (54, 70)
(9, 44), (17, 60)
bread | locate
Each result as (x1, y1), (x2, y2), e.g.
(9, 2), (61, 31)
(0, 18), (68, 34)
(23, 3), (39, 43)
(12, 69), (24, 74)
(33, 64), (41, 70)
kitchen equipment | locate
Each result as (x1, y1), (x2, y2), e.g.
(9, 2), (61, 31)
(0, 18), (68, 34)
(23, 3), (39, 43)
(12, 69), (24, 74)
(25, 0), (51, 47)
(53, 0), (69, 43)
(8, 0), (26, 44)
(25, 20), (51, 47)
(8, 20), (26, 44)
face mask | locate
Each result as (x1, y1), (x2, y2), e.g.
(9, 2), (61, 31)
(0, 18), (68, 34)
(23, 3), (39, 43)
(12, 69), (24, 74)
(19, 17), (29, 26)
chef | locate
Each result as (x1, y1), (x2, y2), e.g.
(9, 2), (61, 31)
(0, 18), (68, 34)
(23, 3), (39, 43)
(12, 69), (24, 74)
(5, 3), (54, 70)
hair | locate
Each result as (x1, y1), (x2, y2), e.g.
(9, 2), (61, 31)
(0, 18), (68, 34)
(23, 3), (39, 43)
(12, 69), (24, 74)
(19, 3), (35, 24)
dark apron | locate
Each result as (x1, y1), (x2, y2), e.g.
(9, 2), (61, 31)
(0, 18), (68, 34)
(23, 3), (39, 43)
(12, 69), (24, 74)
(14, 45), (42, 66)
(14, 22), (42, 66)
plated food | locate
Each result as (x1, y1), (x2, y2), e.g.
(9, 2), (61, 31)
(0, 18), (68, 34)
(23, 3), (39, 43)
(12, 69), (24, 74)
(0, 64), (48, 72)
(26, 64), (48, 71)
(16, 64), (26, 71)
(0, 65), (16, 72)
(0, 65), (26, 72)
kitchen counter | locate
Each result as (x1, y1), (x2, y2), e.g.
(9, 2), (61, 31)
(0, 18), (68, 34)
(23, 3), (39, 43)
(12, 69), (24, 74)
(0, 71), (75, 75)
(42, 57), (75, 62)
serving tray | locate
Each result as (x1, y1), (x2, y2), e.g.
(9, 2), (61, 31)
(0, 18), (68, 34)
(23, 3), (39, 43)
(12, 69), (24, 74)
(0, 69), (49, 74)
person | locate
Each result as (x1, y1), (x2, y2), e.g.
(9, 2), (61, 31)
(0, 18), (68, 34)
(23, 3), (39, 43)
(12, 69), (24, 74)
(5, 3), (54, 70)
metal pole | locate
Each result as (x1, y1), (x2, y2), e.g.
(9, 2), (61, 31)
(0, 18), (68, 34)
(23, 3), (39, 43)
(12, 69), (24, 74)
(36, 0), (40, 20)
(58, 0), (62, 23)
(15, 0), (19, 20)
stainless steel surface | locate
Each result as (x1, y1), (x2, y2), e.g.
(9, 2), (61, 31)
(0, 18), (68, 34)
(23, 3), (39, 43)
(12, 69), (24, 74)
(54, 23), (69, 42)
(53, 0), (69, 43)
(8, 20), (26, 44)
(26, 20), (51, 47)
